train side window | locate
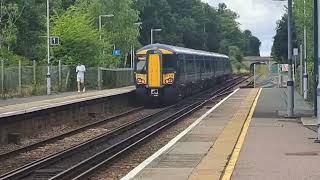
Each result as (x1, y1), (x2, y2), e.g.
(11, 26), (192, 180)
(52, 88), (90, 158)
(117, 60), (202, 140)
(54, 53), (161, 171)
(186, 55), (194, 74)
(162, 55), (176, 72)
(178, 55), (186, 75)
(210, 57), (214, 73)
(205, 58), (210, 73)
(196, 56), (202, 73)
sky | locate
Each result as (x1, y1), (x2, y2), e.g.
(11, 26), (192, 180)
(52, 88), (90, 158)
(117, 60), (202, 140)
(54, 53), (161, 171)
(204, 0), (287, 57)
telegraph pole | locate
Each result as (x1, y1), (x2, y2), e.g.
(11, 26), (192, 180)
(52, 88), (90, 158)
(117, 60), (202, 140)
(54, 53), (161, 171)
(287, 0), (294, 117)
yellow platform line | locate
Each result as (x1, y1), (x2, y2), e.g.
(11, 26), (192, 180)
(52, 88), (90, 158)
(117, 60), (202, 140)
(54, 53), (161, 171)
(221, 88), (262, 180)
(188, 89), (260, 180)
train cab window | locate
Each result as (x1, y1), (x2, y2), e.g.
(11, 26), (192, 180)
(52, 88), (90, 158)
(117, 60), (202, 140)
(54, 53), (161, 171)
(136, 60), (146, 73)
(162, 55), (176, 72)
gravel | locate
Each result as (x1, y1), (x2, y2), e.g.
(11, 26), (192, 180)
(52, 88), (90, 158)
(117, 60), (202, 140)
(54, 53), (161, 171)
(88, 100), (221, 180)
(0, 109), (128, 155)
(0, 108), (161, 176)
(89, 83), (249, 180)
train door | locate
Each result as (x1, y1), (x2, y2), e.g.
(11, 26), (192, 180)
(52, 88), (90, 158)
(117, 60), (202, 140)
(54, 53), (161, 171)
(146, 50), (162, 96)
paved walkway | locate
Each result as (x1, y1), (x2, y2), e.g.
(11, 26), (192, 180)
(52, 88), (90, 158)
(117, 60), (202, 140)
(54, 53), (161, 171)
(122, 88), (318, 180)
(0, 86), (134, 118)
(232, 88), (320, 180)
(122, 88), (259, 180)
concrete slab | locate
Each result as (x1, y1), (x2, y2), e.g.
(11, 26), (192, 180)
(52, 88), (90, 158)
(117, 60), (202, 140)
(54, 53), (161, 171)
(133, 168), (194, 180)
(180, 134), (217, 142)
(124, 89), (258, 180)
(0, 86), (134, 118)
(232, 88), (320, 180)
(151, 154), (204, 168)
(167, 142), (212, 155)
(301, 117), (317, 126)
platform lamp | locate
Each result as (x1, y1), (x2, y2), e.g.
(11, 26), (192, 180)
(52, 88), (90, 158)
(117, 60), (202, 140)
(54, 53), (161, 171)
(131, 22), (143, 69)
(273, 0), (294, 117)
(151, 28), (162, 44)
(99, 14), (114, 55)
(314, 0), (320, 142)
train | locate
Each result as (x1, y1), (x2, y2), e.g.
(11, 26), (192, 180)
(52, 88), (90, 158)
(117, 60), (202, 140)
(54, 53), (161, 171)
(134, 44), (232, 104)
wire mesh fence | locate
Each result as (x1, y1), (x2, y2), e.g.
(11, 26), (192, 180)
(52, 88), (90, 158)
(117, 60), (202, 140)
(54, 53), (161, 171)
(0, 60), (134, 99)
(253, 63), (288, 88)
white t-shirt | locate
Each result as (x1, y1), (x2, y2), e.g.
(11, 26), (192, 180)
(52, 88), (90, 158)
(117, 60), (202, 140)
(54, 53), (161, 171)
(76, 65), (86, 78)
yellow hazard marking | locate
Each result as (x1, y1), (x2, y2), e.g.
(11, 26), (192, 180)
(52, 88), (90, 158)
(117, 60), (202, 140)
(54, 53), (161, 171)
(221, 88), (262, 180)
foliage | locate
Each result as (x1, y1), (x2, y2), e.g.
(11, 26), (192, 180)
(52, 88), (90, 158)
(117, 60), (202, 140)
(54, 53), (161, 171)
(228, 46), (243, 62)
(0, 1), (20, 54)
(272, 0), (314, 100)
(134, 1), (261, 56)
(271, 13), (298, 63)
(76, 0), (141, 67)
(51, 6), (102, 66)
(0, 0), (260, 68)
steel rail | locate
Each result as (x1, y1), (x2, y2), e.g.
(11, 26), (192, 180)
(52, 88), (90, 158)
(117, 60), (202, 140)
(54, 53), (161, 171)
(1, 76), (250, 180)
(50, 76), (251, 180)
(0, 107), (144, 161)
(0, 105), (177, 180)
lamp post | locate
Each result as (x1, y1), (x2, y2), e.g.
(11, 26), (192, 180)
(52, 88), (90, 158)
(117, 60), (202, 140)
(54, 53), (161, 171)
(316, 0), (320, 141)
(46, 0), (51, 95)
(131, 22), (142, 69)
(151, 28), (162, 44)
(303, 0), (308, 100)
(99, 14), (114, 40)
(273, 0), (294, 117)
(99, 14), (114, 56)
(314, 0), (318, 119)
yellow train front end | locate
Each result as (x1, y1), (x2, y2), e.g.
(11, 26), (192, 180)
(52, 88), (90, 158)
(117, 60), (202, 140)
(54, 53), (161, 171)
(135, 48), (178, 104)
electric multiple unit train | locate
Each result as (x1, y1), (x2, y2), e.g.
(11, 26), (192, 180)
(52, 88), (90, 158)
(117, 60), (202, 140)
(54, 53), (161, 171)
(134, 44), (232, 104)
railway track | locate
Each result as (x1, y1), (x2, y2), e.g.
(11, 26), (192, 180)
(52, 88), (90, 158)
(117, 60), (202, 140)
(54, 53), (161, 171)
(1, 76), (250, 180)
(0, 107), (145, 161)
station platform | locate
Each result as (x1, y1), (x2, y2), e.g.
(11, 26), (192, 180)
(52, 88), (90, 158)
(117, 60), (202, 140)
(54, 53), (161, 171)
(0, 86), (135, 119)
(122, 88), (318, 180)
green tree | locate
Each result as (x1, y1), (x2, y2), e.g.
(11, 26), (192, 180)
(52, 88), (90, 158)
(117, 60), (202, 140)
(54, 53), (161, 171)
(51, 6), (103, 66)
(77, 0), (140, 67)
(271, 13), (298, 63)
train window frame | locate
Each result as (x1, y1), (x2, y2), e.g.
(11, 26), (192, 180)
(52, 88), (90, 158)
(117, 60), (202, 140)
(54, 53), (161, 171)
(195, 56), (202, 74)
(162, 54), (177, 72)
(186, 54), (195, 75)
(205, 57), (211, 73)
(135, 60), (146, 73)
(178, 54), (186, 77)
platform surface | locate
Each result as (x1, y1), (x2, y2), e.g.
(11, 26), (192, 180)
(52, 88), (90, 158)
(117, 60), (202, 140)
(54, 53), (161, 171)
(232, 88), (320, 180)
(123, 88), (259, 180)
(0, 86), (135, 118)
(123, 88), (318, 180)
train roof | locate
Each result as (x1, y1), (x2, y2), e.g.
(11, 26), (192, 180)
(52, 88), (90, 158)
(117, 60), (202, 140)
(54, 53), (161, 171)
(137, 44), (229, 59)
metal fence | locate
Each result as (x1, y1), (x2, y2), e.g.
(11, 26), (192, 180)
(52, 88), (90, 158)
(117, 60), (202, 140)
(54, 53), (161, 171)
(253, 63), (288, 88)
(0, 60), (134, 98)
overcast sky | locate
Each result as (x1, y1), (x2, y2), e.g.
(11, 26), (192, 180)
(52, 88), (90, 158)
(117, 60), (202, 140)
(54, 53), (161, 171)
(204, 0), (286, 56)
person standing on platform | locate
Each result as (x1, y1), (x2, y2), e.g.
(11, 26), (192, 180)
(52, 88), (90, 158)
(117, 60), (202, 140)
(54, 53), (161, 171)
(76, 63), (86, 92)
